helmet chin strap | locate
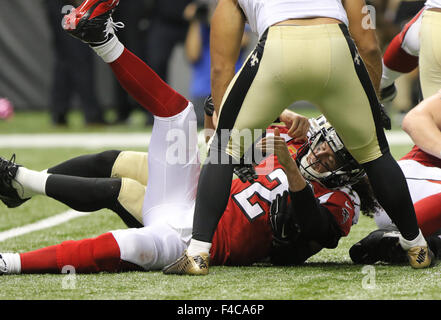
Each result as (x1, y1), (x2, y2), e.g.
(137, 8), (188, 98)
(299, 149), (331, 184)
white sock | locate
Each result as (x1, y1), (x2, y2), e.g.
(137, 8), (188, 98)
(381, 63), (403, 89)
(12, 167), (50, 199)
(399, 229), (427, 251)
(187, 239), (212, 256)
(1, 253), (21, 274)
(91, 35), (124, 63)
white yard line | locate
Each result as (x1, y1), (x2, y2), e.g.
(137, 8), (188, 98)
(0, 131), (412, 148)
(0, 133), (152, 148)
(0, 210), (93, 242)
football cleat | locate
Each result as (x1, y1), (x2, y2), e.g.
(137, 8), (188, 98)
(0, 254), (8, 275)
(406, 245), (434, 269)
(162, 250), (210, 275)
(426, 234), (441, 259)
(63, 0), (122, 46)
(380, 83), (397, 103)
(0, 154), (29, 208)
(349, 229), (407, 265)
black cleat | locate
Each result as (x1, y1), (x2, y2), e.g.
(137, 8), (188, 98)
(349, 229), (407, 265)
(0, 155), (29, 208)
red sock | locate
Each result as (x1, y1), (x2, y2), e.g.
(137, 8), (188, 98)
(20, 245), (59, 274)
(383, 34), (419, 73)
(110, 48), (189, 117)
(414, 192), (441, 237)
(20, 233), (141, 274)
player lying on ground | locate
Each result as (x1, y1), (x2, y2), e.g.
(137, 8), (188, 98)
(0, 113), (379, 274)
(0, 0), (352, 274)
(350, 91), (441, 264)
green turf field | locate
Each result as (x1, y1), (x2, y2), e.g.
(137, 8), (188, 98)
(1, 109), (440, 301)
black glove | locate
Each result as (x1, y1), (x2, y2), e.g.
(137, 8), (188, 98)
(233, 164), (258, 183)
(269, 191), (300, 246)
(204, 94), (214, 117)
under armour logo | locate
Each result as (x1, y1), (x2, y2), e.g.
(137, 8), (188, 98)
(354, 52), (361, 66)
(250, 52), (259, 67)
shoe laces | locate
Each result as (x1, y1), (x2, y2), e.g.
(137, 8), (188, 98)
(104, 16), (124, 38)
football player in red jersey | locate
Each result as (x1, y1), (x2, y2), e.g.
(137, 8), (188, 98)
(351, 92), (441, 264)
(0, 0), (378, 274)
(0, 113), (378, 274)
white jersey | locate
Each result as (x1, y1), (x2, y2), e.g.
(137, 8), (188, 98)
(374, 159), (441, 230)
(425, 0), (441, 9)
(238, 0), (349, 38)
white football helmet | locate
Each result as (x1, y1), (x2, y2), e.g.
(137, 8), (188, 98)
(297, 115), (365, 189)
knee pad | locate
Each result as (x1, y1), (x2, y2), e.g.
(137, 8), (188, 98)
(111, 228), (158, 269)
(112, 151), (148, 185)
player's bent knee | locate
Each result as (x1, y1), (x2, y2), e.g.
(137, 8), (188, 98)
(111, 229), (158, 270)
(95, 150), (122, 169)
(112, 151), (148, 185)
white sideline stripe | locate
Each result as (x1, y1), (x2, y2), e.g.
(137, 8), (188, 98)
(0, 133), (153, 149)
(0, 210), (93, 242)
(0, 131), (412, 148)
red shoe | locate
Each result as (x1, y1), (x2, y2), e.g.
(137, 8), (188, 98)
(63, 0), (121, 46)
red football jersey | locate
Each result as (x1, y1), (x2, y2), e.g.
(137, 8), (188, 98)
(210, 126), (361, 266)
(400, 145), (441, 168)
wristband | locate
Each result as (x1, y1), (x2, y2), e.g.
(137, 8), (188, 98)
(204, 95), (214, 117)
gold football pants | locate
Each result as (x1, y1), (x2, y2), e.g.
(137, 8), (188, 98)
(214, 24), (388, 164)
(420, 9), (441, 99)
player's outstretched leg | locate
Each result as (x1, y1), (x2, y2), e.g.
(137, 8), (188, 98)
(0, 232), (142, 275)
(63, 0), (121, 46)
(0, 153), (144, 228)
(63, 0), (189, 118)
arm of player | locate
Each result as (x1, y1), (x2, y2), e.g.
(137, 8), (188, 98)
(342, 0), (383, 94)
(210, 0), (245, 115)
(256, 127), (307, 192)
(402, 92), (441, 159)
(278, 110), (310, 142)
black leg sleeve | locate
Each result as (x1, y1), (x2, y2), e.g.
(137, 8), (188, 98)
(45, 175), (142, 228)
(362, 152), (419, 240)
(191, 158), (235, 243)
(47, 150), (121, 178)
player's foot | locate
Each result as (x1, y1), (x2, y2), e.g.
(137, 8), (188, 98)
(349, 229), (407, 265)
(380, 83), (397, 103)
(0, 155), (29, 208)
(162, 250), (210, 275)
(0, 254), (8, 275)
(63, 0), (122, 46)
(406, 245), (434, 269)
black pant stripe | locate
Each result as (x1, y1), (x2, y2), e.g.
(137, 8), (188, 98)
(338, 24), (390, 155)
(213, 29), (269, 153)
